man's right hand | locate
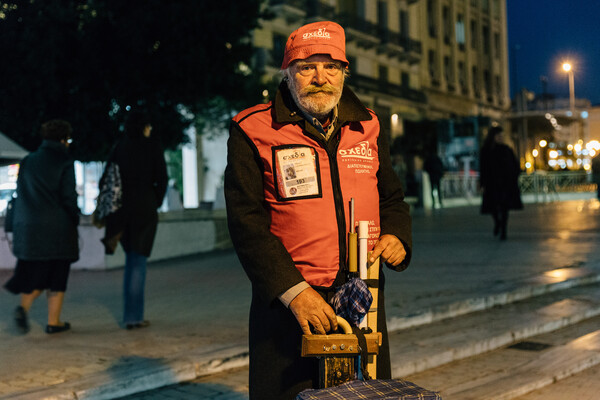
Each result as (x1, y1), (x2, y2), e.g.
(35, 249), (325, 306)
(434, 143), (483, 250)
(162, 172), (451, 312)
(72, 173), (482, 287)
(289, 287), (338, 335)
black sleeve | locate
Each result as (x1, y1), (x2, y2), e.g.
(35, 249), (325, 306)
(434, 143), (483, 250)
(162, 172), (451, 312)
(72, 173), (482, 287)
(224, 121), (306, 304)
(376, 127), (412, 271)
(59, 161), (81, 226)
(153, 143), (168, 205)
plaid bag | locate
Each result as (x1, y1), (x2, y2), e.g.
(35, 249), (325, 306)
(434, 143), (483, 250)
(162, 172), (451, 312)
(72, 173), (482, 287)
(296, 379), (442, 400)
(330, 278), (372, 327)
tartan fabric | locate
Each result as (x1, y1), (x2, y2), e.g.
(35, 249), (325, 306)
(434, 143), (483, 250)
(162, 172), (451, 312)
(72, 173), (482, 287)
(330, 278), (373, 327)
(295, 379), (442, 400)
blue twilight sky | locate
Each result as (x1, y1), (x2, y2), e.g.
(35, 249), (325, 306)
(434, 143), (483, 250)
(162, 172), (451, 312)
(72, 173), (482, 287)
(506, 0), (600, 105)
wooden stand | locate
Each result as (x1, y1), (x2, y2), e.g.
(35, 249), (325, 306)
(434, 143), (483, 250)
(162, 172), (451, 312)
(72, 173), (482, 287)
(366, 253), (380, 379)
(301, 316), (381, 388)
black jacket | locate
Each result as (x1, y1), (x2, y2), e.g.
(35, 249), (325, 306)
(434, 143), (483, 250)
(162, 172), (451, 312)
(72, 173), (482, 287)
(12, 140), (80, 261)
(106, 135), (168, 257)
(480, 143), (523, 213)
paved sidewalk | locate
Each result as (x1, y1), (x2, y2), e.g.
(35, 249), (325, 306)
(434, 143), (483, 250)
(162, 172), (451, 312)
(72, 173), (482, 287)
(1, 193), (599, 399)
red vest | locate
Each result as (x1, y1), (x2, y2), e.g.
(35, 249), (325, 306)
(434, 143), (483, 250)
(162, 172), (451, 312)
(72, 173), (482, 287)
(234, 105), (381, 287)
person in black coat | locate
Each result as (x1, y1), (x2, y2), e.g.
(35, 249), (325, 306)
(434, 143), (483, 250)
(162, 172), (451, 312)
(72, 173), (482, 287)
(104, 111), (168, 329)
(479, 126), (523, 240)
(4, 120), (79, 334)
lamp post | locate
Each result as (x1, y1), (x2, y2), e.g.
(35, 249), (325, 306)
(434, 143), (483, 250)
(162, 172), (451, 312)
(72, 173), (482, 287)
(562, 62), (575, 114)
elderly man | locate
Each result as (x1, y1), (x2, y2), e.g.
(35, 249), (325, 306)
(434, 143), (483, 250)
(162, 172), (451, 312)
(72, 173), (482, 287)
(224, 21), (412, 399)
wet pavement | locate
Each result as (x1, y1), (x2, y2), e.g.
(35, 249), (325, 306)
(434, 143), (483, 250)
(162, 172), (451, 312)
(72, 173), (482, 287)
(1, 192), (599, 399)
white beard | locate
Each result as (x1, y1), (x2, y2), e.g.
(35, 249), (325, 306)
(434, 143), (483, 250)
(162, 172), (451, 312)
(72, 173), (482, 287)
(286, 77), (343, 120)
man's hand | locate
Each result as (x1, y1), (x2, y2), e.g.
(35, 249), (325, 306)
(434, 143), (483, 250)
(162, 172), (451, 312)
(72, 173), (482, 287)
(369, 234), (406, 266)
(289, 287), (338, 335)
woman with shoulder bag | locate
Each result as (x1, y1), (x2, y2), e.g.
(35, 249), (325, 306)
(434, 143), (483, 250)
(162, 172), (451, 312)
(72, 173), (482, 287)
(103, 110), (168, 330)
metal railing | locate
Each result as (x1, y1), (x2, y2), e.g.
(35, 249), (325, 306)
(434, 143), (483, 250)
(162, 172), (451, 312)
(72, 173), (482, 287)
(439, 171), (594, 200)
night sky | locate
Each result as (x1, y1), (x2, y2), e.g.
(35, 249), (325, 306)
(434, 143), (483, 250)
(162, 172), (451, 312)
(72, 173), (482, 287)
(507, 0), (600, 106)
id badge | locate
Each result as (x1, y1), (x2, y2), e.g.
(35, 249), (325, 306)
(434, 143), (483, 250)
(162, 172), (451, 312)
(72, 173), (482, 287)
(273, 145), (322, 200)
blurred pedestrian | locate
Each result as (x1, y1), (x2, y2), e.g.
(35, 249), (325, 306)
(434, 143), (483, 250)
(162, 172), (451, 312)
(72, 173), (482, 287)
(479, 126), (523, 240)
(592, 153), (600, 199)
(424, 152), (444, 208)
(103, 111), (168, 329)
(3, 120), (79, 334)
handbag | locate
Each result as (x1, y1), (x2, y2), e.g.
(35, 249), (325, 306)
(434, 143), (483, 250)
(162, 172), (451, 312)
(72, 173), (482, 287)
(93, 162), (122, 228)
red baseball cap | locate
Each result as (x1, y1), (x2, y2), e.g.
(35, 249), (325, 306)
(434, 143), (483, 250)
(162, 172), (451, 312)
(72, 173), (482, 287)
(281, 21), (348, 70)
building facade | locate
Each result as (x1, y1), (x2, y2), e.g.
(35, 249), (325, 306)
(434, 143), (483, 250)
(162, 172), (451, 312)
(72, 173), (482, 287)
(251, 0), (510, 194)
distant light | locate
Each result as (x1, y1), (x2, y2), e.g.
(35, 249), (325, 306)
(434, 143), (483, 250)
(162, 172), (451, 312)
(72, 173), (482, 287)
(125, 105), (131, 111)
(567, 144), (574, 151)
(584, 164), (591, 171)
(545, 113), (552, 120)
(262, 89), (269, 98)
(532, 149), (539, 157)
(549, 160), (557, 167)
(566, 111), (572, 117)
(581, 111), (589, 119)
(589, 149), (596, 157)
(562, 62), (572, 72)
(525, 162), (532, 169)
(391, 114), (399, 124)
(549, 150), (558, 159)
(539, 140), (547, 148)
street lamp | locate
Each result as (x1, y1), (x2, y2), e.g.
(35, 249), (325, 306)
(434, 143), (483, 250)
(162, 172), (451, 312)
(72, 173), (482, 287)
(562, 62), (575, 114)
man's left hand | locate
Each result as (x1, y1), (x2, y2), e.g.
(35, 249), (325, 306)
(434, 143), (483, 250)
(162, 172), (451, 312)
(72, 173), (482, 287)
(369, 234), (406, 266)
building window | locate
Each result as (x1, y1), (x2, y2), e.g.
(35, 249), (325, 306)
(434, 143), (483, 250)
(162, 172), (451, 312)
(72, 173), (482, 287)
(379, 65), (388, 82)
(484, 69), (492, 101)
(470, 19), (477, 50)
(401, 71), (410, 87)
(456, 14), (465, 50)
(494, 32), (501, 59)
(495, 75), (502, 99)
(443, 6), (452, 45)
(482, 25), (490, 55)
(458, 61), (467, 93)
(428, 0), (437, 38)
(399, 9), (409, 38)
(472, 66), (479, 96)
(444, 56), (453, 87)
(378, 1), (388, 28)
(429, 50), (438, 84)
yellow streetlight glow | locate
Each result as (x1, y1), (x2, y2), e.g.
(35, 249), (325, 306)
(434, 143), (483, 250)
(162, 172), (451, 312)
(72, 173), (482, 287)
(539, 140), (548, 148)
(549, 150), (558, 159)
(562, 62), (572, 72)
(532, 149), (539, 157)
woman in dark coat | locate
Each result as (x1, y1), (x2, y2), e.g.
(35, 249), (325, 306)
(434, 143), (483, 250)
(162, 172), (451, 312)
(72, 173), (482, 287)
(480, 126), (523, 240)
(4, 120), (79, 334)
(104, 111), (168, 329)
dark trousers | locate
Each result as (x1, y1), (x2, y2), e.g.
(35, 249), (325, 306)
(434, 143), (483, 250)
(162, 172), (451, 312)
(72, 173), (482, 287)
(492, 207), (509, 239)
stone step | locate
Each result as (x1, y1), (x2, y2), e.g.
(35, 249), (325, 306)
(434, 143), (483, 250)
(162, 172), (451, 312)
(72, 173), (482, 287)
(404, 314), (600, 400)
(387, 266), (600, 332)
(389, 283), (600, 377)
